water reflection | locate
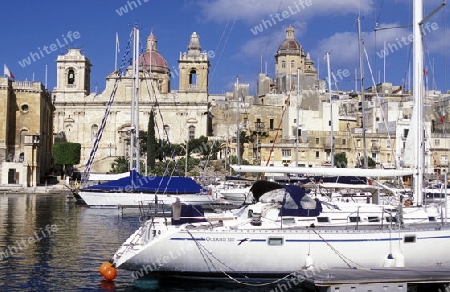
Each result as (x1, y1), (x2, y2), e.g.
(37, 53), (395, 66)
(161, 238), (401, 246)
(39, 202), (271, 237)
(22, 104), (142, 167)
(0, 193), (304, 291)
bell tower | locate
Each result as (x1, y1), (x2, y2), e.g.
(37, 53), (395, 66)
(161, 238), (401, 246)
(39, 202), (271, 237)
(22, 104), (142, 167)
(53, 49), (92, 102)
(178, 32), (209, 93)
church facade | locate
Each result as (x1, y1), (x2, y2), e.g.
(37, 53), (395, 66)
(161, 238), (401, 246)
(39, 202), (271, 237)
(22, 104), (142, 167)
(52, 32), (210, 173)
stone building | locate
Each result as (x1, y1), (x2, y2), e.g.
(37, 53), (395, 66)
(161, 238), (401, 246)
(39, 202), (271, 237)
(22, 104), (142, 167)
(0, 77), (54, 186)
(53, 31), (210, 173)
(211, 25), (450, 180)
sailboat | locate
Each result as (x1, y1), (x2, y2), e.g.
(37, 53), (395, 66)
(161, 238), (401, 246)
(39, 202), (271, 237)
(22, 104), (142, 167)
(101, 0), (450, 282)
(76, 27), (213, 208)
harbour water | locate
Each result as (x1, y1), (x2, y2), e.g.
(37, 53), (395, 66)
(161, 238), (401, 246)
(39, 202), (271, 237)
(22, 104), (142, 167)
(0, 192), (305, 291)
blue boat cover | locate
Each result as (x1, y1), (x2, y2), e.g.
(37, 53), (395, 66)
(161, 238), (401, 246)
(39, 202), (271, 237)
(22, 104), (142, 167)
(280, 184), (322, 217)
(83, 170), (205, 194)
(250, 180), (322, 217)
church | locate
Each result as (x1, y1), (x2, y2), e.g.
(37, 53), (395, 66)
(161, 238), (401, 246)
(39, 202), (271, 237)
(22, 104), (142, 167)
(52, 31), (211, 173)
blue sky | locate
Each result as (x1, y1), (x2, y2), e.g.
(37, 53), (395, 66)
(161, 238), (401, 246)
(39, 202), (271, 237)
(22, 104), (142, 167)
(0, 0), (448, 95)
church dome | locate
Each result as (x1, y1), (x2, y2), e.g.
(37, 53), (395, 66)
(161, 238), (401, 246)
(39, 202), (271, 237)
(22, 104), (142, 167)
(276, 25), (301, 55)
(139, 33), (170, 74)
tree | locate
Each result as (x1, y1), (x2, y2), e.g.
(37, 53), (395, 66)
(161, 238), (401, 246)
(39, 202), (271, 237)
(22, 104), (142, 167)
(334, 152), (348, 168)
(110, 157), (129, 173)
(53, 142), (81, 178)
(357, 156), (376, 168)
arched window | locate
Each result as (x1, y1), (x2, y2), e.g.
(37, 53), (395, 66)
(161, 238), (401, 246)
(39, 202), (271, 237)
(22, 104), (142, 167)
(281, 61), (286, 69)
(189, 69), (197, 86)
(91, 124), (99, 139)
(291, 60), (295, 68)
(68, 69), (75, 85)
(188, 125), (196, 140)
(163, 125), (170, 140)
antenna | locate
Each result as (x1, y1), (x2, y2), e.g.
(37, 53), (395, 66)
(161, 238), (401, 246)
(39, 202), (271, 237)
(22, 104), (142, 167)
(260, 53), (263, 74)
(45, 64), (48, 89)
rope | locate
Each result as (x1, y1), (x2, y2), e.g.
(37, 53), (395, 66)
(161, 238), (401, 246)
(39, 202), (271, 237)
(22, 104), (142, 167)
(185, 229), (310, 287)
(309, 227), (362, 269)
(81, 29), (133, 187)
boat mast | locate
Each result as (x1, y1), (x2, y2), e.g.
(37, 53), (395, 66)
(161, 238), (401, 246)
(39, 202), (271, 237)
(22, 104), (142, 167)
(235, 77), (241, 166)
(413, 0), (424, 206)
(326, 52), (334, 167)
(296, 67), (300, 167)
(358, 17), (368, 169)
(130, 26), (140, 172)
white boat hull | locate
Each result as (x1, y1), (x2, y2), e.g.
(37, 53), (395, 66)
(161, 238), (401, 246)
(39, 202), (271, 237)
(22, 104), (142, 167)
(77, 191), (214, 207)
(113, 221), (450, 279)
(219, 187), (252, 202)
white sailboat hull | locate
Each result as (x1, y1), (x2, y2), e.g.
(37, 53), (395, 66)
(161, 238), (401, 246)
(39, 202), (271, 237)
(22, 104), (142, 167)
(219, 186), (252, 202)
(114, 221), (450, 279)
(77, 190), (213, 207)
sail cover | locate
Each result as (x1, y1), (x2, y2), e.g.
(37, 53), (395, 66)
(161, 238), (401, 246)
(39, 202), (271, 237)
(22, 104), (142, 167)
(82, 170), (205, 194)
(250, 180), (322, 217)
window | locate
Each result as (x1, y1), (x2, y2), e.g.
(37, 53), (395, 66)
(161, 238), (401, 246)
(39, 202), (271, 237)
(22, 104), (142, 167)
(21, 104), (29, 113)
(290, 60), (295, 68)
(315, 151), (319, 158)
(188, 125), (195, 139)
(281, 61), (286, 69)
(268, 237), (284, 246)
(315, 138), (320, 144)
(435, 139), (441, 147)
(357, 139), (361, 147)
(189, 69), (197, 86)
(317, 217), (330, 223)
(387, 140), (391, 148)
(91, 124), (98, 139)
(269, 119), (274, 130)
(163, 125), (170, 140)
(342, 138), (346, 146)
(404, 235), (416, 243)
(68, 69), (75, 84)
(282, 149), (291, 157)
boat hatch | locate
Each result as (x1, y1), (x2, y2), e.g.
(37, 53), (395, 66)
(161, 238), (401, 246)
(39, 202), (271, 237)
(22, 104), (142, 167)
(317, 217), (330, 223)
(267, 237), (284, 246)
(404, 235), (416, 243)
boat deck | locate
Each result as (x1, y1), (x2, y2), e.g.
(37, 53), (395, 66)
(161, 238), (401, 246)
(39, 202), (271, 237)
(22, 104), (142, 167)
(297, 267), (450, 291)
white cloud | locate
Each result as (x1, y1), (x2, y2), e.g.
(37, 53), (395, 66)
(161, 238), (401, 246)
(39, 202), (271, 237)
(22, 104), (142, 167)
(198, 0), (374, 24)
(236, 21), (308, 59)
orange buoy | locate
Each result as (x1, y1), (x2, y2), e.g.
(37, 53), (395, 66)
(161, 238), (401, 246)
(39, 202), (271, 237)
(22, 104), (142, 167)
(99, 261), (113, 276)
(103, 266), (117, 281)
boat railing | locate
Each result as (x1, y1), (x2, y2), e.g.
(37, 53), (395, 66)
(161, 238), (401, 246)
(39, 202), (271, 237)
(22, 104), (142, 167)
(345, 206), (401, 230)
(138, 199), (170, 226)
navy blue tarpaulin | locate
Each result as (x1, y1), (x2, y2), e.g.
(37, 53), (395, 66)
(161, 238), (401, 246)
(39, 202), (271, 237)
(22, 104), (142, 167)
(83, 170), (205, 194)
(250, 180), (322, 217)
